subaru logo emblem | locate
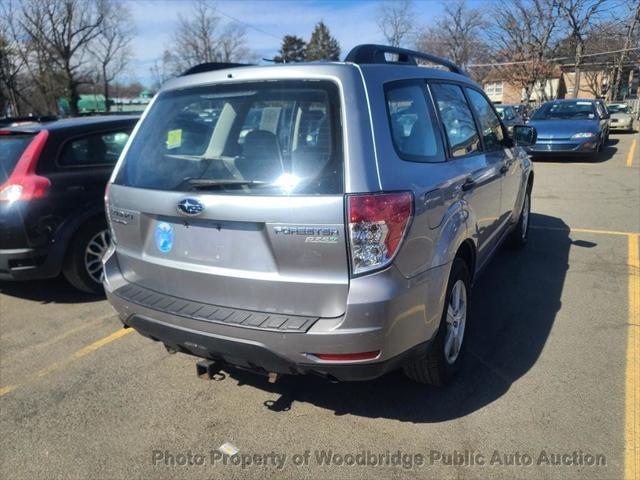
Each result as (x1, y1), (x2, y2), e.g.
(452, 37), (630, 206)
(177, 198), (204, 216)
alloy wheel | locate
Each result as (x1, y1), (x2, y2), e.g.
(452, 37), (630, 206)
(84, 229), (111, 284)
(444, 279), (467, 365)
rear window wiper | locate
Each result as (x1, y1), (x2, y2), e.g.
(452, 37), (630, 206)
(186, 178), (268, 189)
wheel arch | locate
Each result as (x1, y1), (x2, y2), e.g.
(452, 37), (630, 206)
(54, 207), (107, 260)
(527, 170), (534, 192)
(42, 207), (106, 277)
(454, 239), (477, 283)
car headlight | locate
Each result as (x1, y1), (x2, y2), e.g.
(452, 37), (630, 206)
(571, 132), (595, 139)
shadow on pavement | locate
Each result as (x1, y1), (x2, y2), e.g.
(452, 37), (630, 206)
(0, 277), (104, 304)
(218, 213), (574, 422)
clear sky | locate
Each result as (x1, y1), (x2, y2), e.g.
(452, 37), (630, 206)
(124, 0), (490, 86)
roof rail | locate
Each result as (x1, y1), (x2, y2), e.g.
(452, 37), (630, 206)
(180, 62), (253, 76)
(344, 44), (466, 76)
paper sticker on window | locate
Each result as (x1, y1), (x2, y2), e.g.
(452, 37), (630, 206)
(577, 101), (592, 105)
(166, 129), (182, 149)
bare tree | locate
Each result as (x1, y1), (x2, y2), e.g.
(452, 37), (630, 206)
(0, 3), (27, 116)
(150, 51), (174, 90)
(561, 17), (637, 99)
(88, 0), (135, 112)
(376, 0), (415, 47)
(166, 0), (252, 75)
(609, 0), (640, 100)
(557, 0), (612, 98)
(18, 0), (106, 115)
(2, 1), (64, 115)
(489, 0), (561, 103)
(414, 0), (488, 69)
(218, 23), (255, 63)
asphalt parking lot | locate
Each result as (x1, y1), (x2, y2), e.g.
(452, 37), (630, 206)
(1, 130), (639, 480)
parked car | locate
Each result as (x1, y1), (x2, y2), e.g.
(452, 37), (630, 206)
(512, 104), (529, 121)
(0, 115), (138, 293)
(494, 104), (525, 133)
(525, 99), (609, 160)
(103, 44), (536, 385)
(607, 103), (634, 132)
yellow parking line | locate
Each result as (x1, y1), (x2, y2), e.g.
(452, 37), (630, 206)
(2, 313), (116, 365)
(0, 328), (133, 397)
(531, 225), (639, 237)
(627, 138), (637, 167)
(626, 234), (640, 480)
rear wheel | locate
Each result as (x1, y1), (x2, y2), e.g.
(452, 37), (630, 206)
(403, 258), (470, 386)
(62, 218), (110, 294)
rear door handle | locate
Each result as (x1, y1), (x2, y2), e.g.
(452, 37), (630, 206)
(461, 178), (476, 191)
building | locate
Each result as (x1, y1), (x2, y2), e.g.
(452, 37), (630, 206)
(482, 61), (639, 104)
(481, 70), (523, 104)
(58, 91), (153, 116)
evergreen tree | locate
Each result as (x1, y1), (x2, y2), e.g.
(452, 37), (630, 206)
(274, 35), (307, 63)
(305, 21), (341, 61)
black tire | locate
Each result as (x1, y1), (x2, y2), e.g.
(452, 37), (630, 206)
(507, 188), (531, 249)
(403, 258), (471, 386)
(62, 218), (109, 295)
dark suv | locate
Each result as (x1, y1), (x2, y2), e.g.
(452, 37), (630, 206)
(0, 116), (138, 293)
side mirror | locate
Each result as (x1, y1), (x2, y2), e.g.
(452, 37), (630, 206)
(513, 125), (537, 147)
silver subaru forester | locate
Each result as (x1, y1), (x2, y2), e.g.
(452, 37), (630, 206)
(103, 45), (536, 385)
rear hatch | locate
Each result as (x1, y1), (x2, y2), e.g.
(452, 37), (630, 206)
(109, 80), (348, 318)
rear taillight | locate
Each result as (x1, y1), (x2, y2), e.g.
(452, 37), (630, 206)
(314, 351), (381, 362)
(347, 192), (413, 275)
(0, 130), (49, 203)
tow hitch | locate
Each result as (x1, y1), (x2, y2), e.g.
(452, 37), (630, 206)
(196, 360), (223, 380)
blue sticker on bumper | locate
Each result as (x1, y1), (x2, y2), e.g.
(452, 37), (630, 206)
(154, 222), (174, 253)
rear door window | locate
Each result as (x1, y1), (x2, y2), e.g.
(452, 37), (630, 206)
(0, 133), (36, 183)
(385, 80), (443, 162)
(466, 88), (505, 152)
(59, 131), (131, 167)
(430, 83), (481, 157)
(114, 80), (342, 195)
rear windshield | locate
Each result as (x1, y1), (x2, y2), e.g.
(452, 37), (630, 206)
(0, 134), (35, 183)
(114, 80), (343, 195)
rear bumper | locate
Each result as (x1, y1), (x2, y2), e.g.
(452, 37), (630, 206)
(123, 313), (428, 381)
(0, 204), (62, 281)
(103, 246), (449, 381)
(0, 246), (59, 281)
